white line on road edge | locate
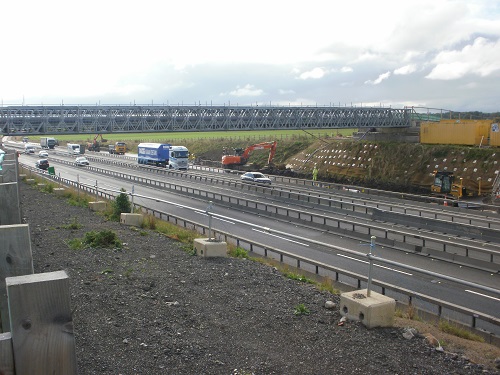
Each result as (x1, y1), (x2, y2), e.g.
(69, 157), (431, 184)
(465, 290), (500, 302)
(197, 212), (235, 224)
(337, 254), (413, 275)
(252, 229), (310, 246)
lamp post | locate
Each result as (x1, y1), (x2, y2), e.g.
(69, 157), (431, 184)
(367, 236), (376, 297)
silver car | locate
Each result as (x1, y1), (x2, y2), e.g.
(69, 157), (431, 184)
(240, 172), (272, 185)
(75, 156), (90, 166)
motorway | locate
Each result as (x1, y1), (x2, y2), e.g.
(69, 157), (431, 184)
(12, 144), (500, 335)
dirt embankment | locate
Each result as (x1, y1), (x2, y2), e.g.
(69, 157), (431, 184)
(180, 137), (500, 196)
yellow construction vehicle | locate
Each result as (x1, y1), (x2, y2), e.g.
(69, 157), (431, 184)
(431, 171), (467, 199)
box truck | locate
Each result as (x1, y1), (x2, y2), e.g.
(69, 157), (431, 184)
(40, 137), (57, 149)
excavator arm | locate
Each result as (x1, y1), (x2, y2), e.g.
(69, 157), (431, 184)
(222, 141), (277, 168)
(93, 134), (108, 143)
(241, 141), (277, 161)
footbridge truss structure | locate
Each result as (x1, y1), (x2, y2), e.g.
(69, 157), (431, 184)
(1, 105), (412, 135)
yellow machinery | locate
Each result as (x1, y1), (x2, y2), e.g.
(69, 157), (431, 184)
(431, 171), (466, 199)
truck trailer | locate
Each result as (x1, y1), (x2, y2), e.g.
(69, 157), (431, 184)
(137, 143), (170, 167)
(40, 137), (57, 149)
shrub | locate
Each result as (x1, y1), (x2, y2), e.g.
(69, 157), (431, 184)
(83, 230), (122, 248)
(111, 188), (131, 221)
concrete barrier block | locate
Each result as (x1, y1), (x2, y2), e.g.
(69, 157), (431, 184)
(88, 201), (107, 212)
(194, 238), (228, 257)
(120, 213), (143, 227)
(25, 179), (35, 185)
(340, 289), (395, 329)
(0, 182), (21, 225)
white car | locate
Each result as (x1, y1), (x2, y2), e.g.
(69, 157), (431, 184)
(38, 150), (49, 158)
(24, 145), (35, 154)
(75, 156), (90, 166)
(240, 171), (272, 185)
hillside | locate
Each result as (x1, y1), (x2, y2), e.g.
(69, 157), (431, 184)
(173, 137), (500, 198)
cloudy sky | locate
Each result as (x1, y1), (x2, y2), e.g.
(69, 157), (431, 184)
(1, 0), (499, 112)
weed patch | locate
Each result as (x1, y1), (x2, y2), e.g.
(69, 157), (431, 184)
(395, 303), (421, 321)
(439, 320), (485, 342)
(155, 221), (199, 244)
(318, 277), (340, 295)
(65, 191), (91, 207)
(294, 303), (310, 316)
(66, 238), (85, 250)
(61, 217), (82, 230)
(228, 247), (249, 259)
(67, 230), (122, 250)
(283, 269), (315, 284)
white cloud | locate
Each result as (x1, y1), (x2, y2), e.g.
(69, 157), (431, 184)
(365, 72), (391, 85)
(299, 68), (327, 80)
(227, 85), (264, 97)
(341, 67), (353, 73)
(394, 65), (417, 75)
(426, 37), (500, 80)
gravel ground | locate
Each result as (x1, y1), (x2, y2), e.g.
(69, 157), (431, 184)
(19, 182), (500, 374)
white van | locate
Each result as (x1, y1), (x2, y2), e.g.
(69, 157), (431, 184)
(67, 143), (80, 155)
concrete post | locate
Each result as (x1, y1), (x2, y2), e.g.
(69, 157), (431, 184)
(0, 182), (21, 225)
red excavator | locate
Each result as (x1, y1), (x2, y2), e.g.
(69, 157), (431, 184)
(86, 134), (108, 152)
(222, 141), (277, 169)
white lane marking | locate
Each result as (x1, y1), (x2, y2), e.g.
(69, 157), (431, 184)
(465, 290), (500, 302)
(337, 254), (413, 275)
(252, 229), (310, 247)
(197, 212), (235, 224)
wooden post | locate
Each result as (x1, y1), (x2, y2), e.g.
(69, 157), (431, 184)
(0, 224), (34, 333)
(0, 332), (14, 375)
(6, 271), (77, 375)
